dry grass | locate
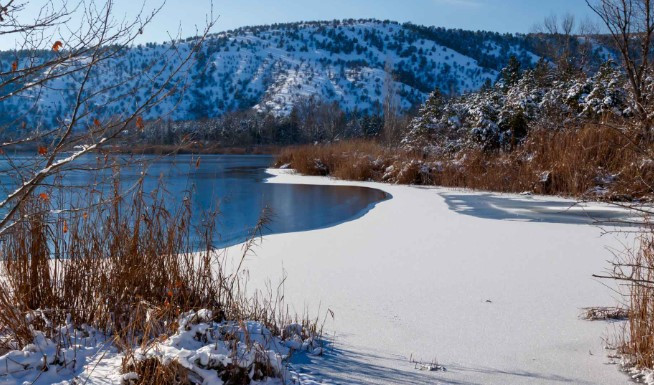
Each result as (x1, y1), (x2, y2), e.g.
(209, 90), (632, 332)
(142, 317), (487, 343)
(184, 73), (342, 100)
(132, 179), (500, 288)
(580, 307), (629, 321)
(621, 232), (654, 368)
(448, 124), (649, 199)
(122, 358), (191, 385)
(591, 227), (654, 370)
(276, 140), (395, 180)
(0, 178), (225, 350)
(275, 124), (653, 200)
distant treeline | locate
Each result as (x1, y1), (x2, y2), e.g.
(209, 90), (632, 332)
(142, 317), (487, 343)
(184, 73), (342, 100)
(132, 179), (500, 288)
(138, 99), (407, 147)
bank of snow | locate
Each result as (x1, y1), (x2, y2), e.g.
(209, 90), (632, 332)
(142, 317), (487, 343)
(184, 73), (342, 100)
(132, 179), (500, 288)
(0, 309), (323, 385)
(231, 168), (635, 385)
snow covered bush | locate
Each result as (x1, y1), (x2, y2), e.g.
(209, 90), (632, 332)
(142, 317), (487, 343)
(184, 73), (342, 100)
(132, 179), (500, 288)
(402, 90), (447, 151)
(121, 310), (323, 385)
(403, 57), (634, 153)
(580, 61), (628, 119)
(0, 309), (324, 385)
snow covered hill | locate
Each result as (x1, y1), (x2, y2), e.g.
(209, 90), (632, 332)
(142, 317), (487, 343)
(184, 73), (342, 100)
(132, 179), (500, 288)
(0, 20), (579, 128)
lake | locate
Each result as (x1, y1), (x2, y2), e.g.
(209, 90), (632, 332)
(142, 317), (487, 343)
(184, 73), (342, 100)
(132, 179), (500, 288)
(151, 155), (389, 246)
(1, 154), (388, 247)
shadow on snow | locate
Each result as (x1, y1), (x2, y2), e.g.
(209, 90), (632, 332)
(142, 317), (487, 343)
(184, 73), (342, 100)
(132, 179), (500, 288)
(441, 192), (636, 227)
(288, 342), (598, 384)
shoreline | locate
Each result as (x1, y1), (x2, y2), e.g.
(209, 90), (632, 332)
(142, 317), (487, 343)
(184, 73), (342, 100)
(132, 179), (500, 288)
(229, 168), (634, 384)
(110, 143), (283, 155)
(0, 144), (282, 155)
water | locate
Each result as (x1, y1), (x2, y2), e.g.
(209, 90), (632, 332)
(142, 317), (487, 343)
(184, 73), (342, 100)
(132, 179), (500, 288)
(0, 154), (389, 247)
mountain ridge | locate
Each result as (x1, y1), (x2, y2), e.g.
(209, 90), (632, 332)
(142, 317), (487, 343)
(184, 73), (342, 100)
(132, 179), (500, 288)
(0, 19), (611, 129)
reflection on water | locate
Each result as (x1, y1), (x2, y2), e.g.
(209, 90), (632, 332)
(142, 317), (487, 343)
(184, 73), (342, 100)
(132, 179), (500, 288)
(0, 154), (388, 247)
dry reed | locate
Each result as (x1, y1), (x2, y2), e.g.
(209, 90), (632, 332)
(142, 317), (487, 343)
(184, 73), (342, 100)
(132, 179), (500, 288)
(0, 163), (320, 384)
(620, 232), (654, 369)
(275, 124), (653, 200)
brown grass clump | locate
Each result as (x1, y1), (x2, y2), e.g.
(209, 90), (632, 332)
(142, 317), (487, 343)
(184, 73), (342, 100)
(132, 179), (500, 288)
(0, 178), (224, 350)
(0, 162), (296, 355)
(0, 162), (325, 384)
(275, 140), (390, 179)
(442, 123), (647, 198)
(275, 124), (653, 200)
(580, 306), (629, 321)
(122, 358), (192, 385)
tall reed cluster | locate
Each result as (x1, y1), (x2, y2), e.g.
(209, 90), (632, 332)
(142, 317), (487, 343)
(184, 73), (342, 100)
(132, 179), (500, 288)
(614, 230), (654, 369)
(0, 178), (215, 349)
(275, 124), (652, 200)
(0, 168), (293, 355)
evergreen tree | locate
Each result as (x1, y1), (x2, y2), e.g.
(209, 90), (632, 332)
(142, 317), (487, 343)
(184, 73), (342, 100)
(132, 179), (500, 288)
(532, 58), (552, 88)
(480, 78), (493, 92)
(581, 60), (627, 119)
(499, 55), (522, 89)
(402, 89), (445, 150)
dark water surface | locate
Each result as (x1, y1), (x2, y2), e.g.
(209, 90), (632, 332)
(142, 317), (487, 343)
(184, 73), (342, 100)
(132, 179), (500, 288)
(161, 155), (389, 246)
(19, 154), (387, 247)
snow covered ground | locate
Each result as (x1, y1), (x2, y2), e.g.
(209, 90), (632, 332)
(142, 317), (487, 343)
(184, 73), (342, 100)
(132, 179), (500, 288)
(231, 169), (636, 385)
(0, 309), (323, 385)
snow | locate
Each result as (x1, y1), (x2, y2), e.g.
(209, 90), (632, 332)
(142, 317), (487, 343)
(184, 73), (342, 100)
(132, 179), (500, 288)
(0, 322), (121, 385)
(0, 309), (323, 385)
(227, 168), (636, 384)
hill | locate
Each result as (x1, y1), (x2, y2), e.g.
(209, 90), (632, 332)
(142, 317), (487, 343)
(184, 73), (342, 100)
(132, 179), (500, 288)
(0, 19), (567, 129)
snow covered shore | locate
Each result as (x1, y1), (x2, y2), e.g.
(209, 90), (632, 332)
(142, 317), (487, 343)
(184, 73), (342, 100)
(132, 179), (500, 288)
(232, 169), (636, 385)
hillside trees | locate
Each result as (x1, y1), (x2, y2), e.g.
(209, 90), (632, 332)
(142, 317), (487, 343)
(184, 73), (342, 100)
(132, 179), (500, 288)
(0, 19), (553, 126)
(141, 97), (385, 147)
(404, 55), (630, 153)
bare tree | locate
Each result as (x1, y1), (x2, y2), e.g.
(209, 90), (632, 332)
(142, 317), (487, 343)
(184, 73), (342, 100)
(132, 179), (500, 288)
(0, 0), (216, 235)
(586, 0), (654, 130)
(382, 58), (400, 145)
(532, 13), (591, 76)
(543, 13), (576, 36)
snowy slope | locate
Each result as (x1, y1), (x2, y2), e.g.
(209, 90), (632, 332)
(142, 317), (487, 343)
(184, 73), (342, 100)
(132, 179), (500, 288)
(0, 20), (542, 128)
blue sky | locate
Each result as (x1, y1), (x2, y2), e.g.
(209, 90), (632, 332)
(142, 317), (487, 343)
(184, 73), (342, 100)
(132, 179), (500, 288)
(4, 0), (599, 49)
(152, 0), (598, 36)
